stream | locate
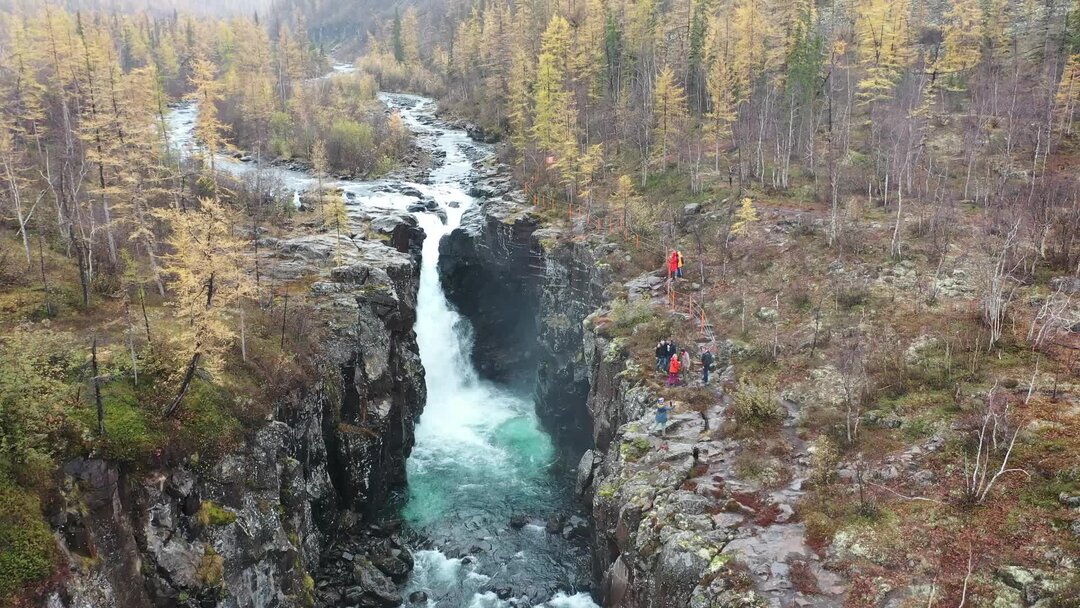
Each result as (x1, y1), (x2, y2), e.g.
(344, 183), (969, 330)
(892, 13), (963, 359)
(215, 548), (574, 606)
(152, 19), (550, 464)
(166, 73), (597, 608)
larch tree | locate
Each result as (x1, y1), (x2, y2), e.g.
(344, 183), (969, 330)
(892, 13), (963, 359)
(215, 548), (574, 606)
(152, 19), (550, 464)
(324, 195), (350, 265)
(401, 8), (421, 65)
(506, 3), (537, 161)
(936, 0), (983, 91)
(532, 15), (578, 173)
(731, 196), (759, 235)
(311, 138), (328, 219)
(156, 197), (248, 417)
(1054, 53), (1080, 137)
(705, 18), (737, 173)
(854, 0), (912, 106)
(189, 54), (228, 183)
(651, 65), (688, 169)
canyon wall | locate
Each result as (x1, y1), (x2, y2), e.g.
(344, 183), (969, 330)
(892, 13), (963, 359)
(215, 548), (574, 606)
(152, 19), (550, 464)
(440, 195), (773, 608)
(438, 188), (605, 458)
(46, 216), (427, 608)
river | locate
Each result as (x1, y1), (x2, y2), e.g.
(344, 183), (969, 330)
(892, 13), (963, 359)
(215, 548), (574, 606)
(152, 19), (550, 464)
(166, 78), (596, 608)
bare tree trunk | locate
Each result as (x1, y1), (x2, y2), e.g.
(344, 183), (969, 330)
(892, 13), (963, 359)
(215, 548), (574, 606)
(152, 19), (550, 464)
(165, 351), (202, 418)
(92, 336), (105, 435)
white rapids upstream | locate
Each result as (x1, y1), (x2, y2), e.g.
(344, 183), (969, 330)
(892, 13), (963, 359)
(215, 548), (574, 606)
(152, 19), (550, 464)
(166, 71), (598, 608)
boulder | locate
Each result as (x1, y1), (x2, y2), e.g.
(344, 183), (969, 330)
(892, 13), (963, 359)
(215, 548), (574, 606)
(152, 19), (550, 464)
(354, 562), (402, 606)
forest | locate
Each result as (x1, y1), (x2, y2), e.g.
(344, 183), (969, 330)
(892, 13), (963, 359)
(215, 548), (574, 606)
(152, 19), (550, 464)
(356, 0), (1080, 261)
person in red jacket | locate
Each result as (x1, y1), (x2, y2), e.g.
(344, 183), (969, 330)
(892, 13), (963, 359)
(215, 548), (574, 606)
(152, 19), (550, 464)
(667, 354), (681, 386)
(668, 250), (679, 278)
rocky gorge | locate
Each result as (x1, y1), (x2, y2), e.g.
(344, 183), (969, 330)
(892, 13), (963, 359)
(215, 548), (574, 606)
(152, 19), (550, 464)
(31, 86), (1079, 608)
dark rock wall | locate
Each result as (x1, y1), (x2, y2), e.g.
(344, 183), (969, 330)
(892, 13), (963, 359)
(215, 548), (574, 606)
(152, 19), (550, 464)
(45, 221), (427, 608)
(437, 198), (605, 459)
(438, 203), (544, 388)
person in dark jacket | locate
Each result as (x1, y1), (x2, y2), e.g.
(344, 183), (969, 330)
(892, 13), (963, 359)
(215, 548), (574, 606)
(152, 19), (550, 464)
(665, 340), (677, 363)
(700, 348), (715, 385)
(655, 341), (668, 372)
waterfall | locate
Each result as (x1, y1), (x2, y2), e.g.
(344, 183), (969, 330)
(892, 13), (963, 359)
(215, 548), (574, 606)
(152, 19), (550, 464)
(165, 90), (596, 608)
(399, 100), (596, 608)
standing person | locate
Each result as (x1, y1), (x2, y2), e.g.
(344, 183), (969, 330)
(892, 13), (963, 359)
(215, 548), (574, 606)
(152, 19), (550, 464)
(655, 341), (668, 373)
(667, 353), (681, 386)
(666, 340), (678, 365)
(700, 348), (715, 385)
(654, 398), (671, 435)
(668, 250), (680, 279)
(676, 250), (685, 278)
(679, 349), (691, 383)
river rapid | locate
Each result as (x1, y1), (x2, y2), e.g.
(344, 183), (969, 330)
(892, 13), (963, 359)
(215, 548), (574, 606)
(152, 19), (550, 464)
(166, 73), (597, 608)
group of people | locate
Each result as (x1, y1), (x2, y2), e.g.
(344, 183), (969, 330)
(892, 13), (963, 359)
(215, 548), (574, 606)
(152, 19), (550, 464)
(668, 250), (685, 279)
(654, 340), (716, 387)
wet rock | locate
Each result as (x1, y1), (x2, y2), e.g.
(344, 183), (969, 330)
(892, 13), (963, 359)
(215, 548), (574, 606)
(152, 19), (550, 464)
(510, 514), (529, 529)
(354, 562), (402, 606)
(576, 449), (600, 497)
(465, 123), (502, 143)
(371, 555), (411, 583)
(545, 515), (566, 534)
(408, 590), (428, 604)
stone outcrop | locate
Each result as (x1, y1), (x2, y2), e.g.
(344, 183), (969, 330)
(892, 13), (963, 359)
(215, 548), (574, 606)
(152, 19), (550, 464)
(580, 323), (844, 608)
(45, 217), (427, 608)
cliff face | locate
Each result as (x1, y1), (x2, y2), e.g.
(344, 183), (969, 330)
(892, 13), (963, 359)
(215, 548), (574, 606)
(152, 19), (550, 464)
(578, 330), (772, 608)
(438, 188), (605, 458)
(437, 193), (786, 608)
(46, 216), (427, 608)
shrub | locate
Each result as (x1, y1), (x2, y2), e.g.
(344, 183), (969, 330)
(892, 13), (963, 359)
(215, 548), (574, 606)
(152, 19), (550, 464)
(731, 381), (784, 428)
(836, 285), (870, 310)
(0, 326), (82, 483)
(803, 511), (838, 550)
(176, 379), (241, 464)
(809, 435), (840, 487)
(608, 298), (653, 333)
(0, 478), (56, 601)
(327, 119), (375, 173)
(73, 385), (163, 465)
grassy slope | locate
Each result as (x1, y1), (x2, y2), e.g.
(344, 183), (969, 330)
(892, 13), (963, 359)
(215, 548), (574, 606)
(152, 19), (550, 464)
(562, 152), (1079, 604)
